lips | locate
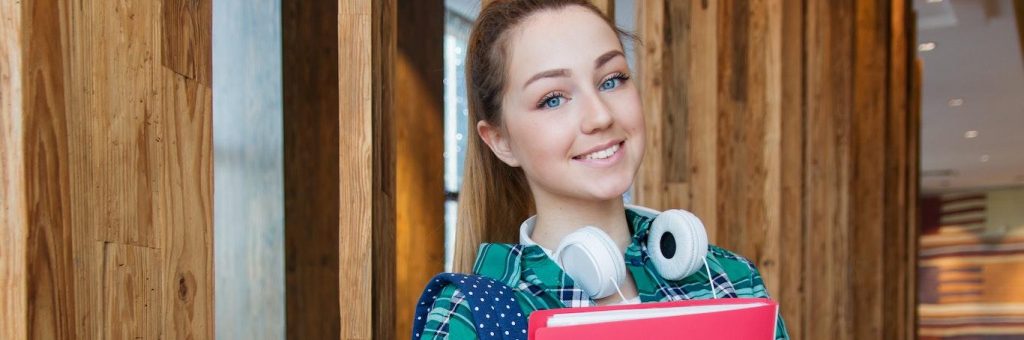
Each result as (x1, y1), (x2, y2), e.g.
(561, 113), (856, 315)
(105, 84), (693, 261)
(573, 140), (624, 160)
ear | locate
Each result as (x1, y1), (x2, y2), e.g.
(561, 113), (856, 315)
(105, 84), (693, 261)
(477, 120), (521, 167)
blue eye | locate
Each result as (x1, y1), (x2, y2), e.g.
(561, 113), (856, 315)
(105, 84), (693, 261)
(600, 78), (620, 91)
(539, 94), (565, 109)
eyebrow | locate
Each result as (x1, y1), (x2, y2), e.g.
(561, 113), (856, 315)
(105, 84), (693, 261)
(594, 50), (624, 70)
(522, 69), (570, 90)
(521, 50), (625, 90)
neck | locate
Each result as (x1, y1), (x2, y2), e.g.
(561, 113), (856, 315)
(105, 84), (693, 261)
(529, 191), (631, 253)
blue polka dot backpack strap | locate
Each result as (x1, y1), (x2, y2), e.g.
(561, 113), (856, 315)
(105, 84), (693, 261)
(411, 272), (527, 340)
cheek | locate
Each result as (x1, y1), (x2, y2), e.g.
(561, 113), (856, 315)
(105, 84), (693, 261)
(507, 116), (575, 165)
(612, 89), (645, 138)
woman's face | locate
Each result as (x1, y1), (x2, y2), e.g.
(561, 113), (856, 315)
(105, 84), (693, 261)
(479, 5), (645, 202)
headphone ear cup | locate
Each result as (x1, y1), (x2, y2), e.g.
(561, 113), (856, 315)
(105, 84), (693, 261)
(647, 210), (709, 281)
(555, 226), (627, 300)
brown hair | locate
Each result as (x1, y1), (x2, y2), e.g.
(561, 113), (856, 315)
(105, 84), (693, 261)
(454, 0), (631, 273)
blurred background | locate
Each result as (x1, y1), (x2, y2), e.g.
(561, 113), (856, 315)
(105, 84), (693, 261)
(914, 1), (1024, 339)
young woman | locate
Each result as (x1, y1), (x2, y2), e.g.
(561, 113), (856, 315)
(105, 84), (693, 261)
(417, 1), (789, 338)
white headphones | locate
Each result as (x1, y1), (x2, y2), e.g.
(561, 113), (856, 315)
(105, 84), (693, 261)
(552, 209), (712, 300)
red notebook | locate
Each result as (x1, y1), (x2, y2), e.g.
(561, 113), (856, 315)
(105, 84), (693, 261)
(527, 298), (778, 339)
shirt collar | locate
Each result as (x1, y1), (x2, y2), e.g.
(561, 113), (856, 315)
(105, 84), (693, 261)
(515, 205), (660, 308)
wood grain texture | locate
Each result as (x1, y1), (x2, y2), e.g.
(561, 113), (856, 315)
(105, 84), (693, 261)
(283, 0), (341, 338)
(777, 0), (805, 338)
(102, 242), (160, 340)
(156, 70), (213, 340)
(685, 0), (720, 243)
(162, 0), (212, 85)
(635, 0), (665, 210)
(662, 1), (690, 184)
(9, 0), (214, 338)
(22, 0), (76, 338)
(1, 1), (28, 338)
(885, 0), (909, 338)
(851, 0), (888, 338)
(395, 0), (445, 338)
(339, 0), (396, 338)
(635, 1), (918, 338)
(805, 0), (856, 338)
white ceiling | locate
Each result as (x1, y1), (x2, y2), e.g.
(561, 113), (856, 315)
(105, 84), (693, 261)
(916, 0), (1024, 194)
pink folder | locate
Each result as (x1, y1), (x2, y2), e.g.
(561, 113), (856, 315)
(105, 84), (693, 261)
(528, 298), (778, 339)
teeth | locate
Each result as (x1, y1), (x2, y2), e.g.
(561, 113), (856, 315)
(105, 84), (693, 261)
(582, 143), (620, 160)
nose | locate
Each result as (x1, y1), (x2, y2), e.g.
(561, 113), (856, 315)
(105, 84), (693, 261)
(580, 91), (614, 134)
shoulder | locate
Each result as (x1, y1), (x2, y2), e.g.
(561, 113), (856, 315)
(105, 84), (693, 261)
(419, 284), (479, 339)
(706, 244), (770, 298)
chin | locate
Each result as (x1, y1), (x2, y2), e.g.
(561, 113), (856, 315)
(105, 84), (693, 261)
(582, 177), (632, 201)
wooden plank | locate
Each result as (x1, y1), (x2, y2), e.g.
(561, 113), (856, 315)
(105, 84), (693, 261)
(908, 57), (923, 340)
(282, 0), (341, 337)
(635, 0), (665, 210)
(805, 0), (855, 338)
(67, 0), (162, 250)
(339, 0), (396, 338)
(395, 0), (445, 338)
(161, 0), (212, 85)
(0, 0), (28, 338)
(15, 0), (80, 338)
(662, 1), (690, 185)
(4, 0), (214, 338)
(885, 0), (909, 338)
(67, 0), (213, 338)
(686, 0), (719, 241)
(155, 70), (213, 340)
(778, 0), (805, 338)
(101, 242), (160, 340)
(158, 1), (215, 338)
(850, 0), (888, 338)
(759, 0), (785, 312)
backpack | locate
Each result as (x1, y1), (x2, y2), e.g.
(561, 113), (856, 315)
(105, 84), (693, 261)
(411, 272), (529, 340)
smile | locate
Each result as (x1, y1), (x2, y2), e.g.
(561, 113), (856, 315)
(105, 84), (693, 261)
(573, 140), (625, 162)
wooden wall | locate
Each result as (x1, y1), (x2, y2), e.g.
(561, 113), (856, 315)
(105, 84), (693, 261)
(283, 0), (399, 339)
(1, 1), (28, 338)
(2, 0), (214, 338)
(394, 0), (446, 338)
(282, 0), (342, 337)
(634, 0), (919, 339)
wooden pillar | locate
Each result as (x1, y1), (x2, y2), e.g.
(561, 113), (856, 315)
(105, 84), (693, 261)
(2, 0), (214, 338)
(283, 0), (342, 337)
(1, 2), (28, 338)
(338, 1), (397, 339)
(284, 1), (398, 338)
(395, 0), (445, 338)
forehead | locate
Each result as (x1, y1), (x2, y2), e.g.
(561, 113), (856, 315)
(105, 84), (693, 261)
(505, 6), (622, 80)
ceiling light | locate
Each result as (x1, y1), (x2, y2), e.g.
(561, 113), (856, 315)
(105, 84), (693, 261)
(964, 130), (978, 139)
(980, 154), (990, 162)
(927, 0), (942, 3)
(948, 98), (964, 107)
(918, 42), (937, 52)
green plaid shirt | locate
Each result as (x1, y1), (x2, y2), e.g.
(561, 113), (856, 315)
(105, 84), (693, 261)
(420, 207), (790, 339)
